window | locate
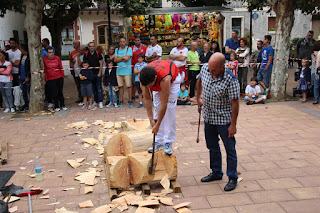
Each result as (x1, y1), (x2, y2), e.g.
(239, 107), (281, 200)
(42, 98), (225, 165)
(268, 17), (276, 31)
(98, 26), (106, 44)
(97, 25), (124, 46)
(232, 18), (242, 37)
(13, 30), (19, 42)
(61, 26), (74, 42)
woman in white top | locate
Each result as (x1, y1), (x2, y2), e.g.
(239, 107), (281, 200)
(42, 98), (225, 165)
(311, 41), (320, 105)
(0, 50), (15, 113)
(235, 38), (250, 94)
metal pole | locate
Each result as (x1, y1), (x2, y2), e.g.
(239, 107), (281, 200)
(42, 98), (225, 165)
(249, 9), (252, 55)
(107, 0), (112, 47)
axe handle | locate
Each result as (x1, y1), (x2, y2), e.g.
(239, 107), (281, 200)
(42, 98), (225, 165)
(148, 134), (156, 174)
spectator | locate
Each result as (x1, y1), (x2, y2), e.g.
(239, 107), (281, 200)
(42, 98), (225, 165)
(196, 53), (240, 192)
(235, 38), (250, 94)
(0, 50), (14, 113)
(96, 45), (107, 99)
(69, 40), (82, 104)
(199, 42), (213, 64)
(226, 53), (239, 77)
(7, 38), (21, 86)
(311, 41), (320, 105)
(177, 82), (190, 105)
(104, 59), (118, 108)
(131, 36), (147, 102)
(169, 37), (188, 82)
(245, 77), (266, 105)
(211, 41), (221, 53)
(297, 58), (312, 103)
(145, 35), (162, 62)
(296, 30), (315, 68)
(187, 41), (201, 98)
(42, 38), (55, 58)
(114, 37), (133, 107)
(134, 53), (147, 108)
(188, 37), (201, 55)
(250, 40), (263, 77)
(105, 45), (116, 63)
(18, 44), (31, 112)
(83, 42), (104, 109)
(225, 30), (240, 61)
(258, 35), (274, 94)
(4, 43), (10, 52)
(79, 60), (94, 110)
(43, 47), (67, 112)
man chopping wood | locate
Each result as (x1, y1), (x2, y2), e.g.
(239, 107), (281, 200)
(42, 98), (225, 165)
(140, 60), (183, 155)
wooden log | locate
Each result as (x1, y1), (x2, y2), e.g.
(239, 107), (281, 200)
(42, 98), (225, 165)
(122, 119), (150, 131)
(106, 156), (130, 188)
(104, 133), (133, 158)
(1, 140), (8, 165)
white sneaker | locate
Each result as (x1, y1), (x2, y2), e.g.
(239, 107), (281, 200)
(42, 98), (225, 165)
(48, 103), (54, 108)
(3, 108), (10, 113)
(10, 108), (15, 113)
(92, 102), (97, 107)
(114, 103), (118, 108)
(99, 102), (103, 109)
(54, 108), (60, 112)
(106, 102), (112, 107)
(78, 102), (84, 106)
(62, 106), (68, 111)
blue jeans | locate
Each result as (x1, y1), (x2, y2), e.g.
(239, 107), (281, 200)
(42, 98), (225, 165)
(312, 73), (319, 102)
(0, 81), (14, 109)
(92, 75), (103, 103)
(107, 84), (117, 104)
(204, 122), (238, 181)
(257, 67), (271, 87)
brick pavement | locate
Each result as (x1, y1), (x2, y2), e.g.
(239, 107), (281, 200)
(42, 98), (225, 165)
(1, 76), (320, 212)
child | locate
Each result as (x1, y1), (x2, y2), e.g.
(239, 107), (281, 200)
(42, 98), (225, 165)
(297, 58), (311, 102)
(245, 77), (266, 105)
(134, 53), (147, 108)
(79, 60), (94, 110)
(226, 52), (239, 77)
(104, 59), (118, 107)
(177, 83), (190, 105)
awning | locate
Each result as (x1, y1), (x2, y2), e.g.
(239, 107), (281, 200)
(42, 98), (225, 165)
(146, 6), (232, 15)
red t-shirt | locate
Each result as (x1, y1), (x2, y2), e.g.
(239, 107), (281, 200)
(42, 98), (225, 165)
(131, 45), (147, 68)
(148, 60), (179, 92)
(227, 60), (239, 77)
(43, 55), (64, 81)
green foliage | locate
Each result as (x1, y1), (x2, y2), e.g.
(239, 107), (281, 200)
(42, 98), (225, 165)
(291, 37), (300, 47)
(0, 0), (23, 17)
(171, 0), (228, 7)
(114, 0), (161, 16)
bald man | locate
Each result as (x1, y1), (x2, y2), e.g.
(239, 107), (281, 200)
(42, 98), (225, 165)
(196, 53), (240, 192)
(69, 40), (82, 103)
(187, 41), (201, 98)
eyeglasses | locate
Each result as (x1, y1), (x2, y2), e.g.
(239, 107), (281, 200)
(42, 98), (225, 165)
(48, 52), (54, 54)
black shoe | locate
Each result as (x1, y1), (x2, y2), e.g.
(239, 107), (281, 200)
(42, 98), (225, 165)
(260, 100), (265, 104)
(224, 179), (237, 191)
(201, 173), (222, 182)
(246, 101), (253, 105)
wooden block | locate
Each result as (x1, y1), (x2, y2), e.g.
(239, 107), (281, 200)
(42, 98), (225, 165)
(170, 180), (181, 193)
(141, 183), (150, 195)
(106, 156), (130, 188)
(109, 188), (118, 200)
(173, 202), (191, 210)
(1, 140), (8, 164)
(79, 200), (94, 208)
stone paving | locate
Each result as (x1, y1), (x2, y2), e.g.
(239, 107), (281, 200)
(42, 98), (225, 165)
(1, 74), (320, 212)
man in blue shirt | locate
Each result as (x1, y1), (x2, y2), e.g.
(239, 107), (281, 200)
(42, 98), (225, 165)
(257, 35), (274, 93)
(42, 38), (55, 58)
(114, 37), (133, 107)
(225, 30), (240, 61)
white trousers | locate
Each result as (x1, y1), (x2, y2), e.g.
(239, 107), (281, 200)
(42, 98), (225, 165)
(153, 73), (183, 144)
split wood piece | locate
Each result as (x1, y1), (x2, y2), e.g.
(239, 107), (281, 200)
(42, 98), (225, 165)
(173, 202), (191, 210)
(122, 119), (150, 131)
(109, 189), (118, 201)
(112, 197), (128, 210)
(123, 194), (143, 205)
(85, 186), (93, 194)
(40, 195), (50, 199)
(114, 122), (122, 129)
(160, 174), (170, 190)
(141, 183), (150, 195)
(176, 207), (192, 213)
(102, 121), (114, 129)
(75, 170), (97, 186)
(92, 120), (104, 126)
(82, 138), (99, 146)
(90, 204), (116, 213)
(104, 133), (133, 158)
(55, 207), (79, 213)
(9, 206), (18, 213)
(170, 180), (182, 193)
(106, 156), (130, 188)
(119, 130), (153, 153)
(66, 121), (90, 130)
(42, 189), (49, 195)
(135, 207), (155, 213)
(1, 140), (8, 164)
(160, 197), (174, 206)
(67, 160), (81, 169)
(4, 196), (20, 203)
(138, 200), (160, 207)
(79, 200), (94, 208)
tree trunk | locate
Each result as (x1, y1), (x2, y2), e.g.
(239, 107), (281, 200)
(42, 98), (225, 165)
(24, 0), (45, 113)
(48, 23), (63, 57)
(270, 0), (294, 100)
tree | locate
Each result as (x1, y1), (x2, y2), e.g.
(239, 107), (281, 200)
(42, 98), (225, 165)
(114, 0), (164, 16)
(171, 0), (228, 7)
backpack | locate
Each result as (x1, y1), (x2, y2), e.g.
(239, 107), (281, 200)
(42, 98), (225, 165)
(85, 50), (100, 59)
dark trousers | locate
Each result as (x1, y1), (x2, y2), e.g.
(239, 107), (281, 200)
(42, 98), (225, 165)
(12, 74), (19, 86)
(71, 70), (82, 101)
(188, 70), (200, 98)
(20, 79), (30, 107)
(238, 67), (248, 93)
(92, 74), (103, 103)
(0, 93), (3, 108)
(46, 77), (65, 109)
(177, 99), (189, 105)
(204, 122), (238, 181)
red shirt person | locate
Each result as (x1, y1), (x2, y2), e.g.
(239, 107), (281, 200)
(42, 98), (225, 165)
(140, 60), (182, 155)
(43, 47), (67, 111)
(131, 37), (147, 67)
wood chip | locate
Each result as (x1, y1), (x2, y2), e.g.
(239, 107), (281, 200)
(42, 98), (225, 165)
(47, 202), (60, 206)
(31, 187), (42, 191)
(75, 170), (97, 186)
(183, 163), (189, 165)
(25, 117), (32, 121)
(4, 196), (20, 203)
(79, 200), (94, 208)
(67, 160), (81, 169)
(92, 120), (104, 126)
(55, 207), (79, 213)
(76, 158), (85, 163)
(135, 207), (155, 213)
(238, 177), (244, 183)
(160, 197), (174, 206)
(123, 194), (143, 205)
(200, 160), (205, 164)
(43, 189), (50, 195)
(40, 195), (50, 199)
(112, 197), (127, 206)
(176, 207), (192, 213)
(20, 167), (26, 170)
(85, 186), (93, 194)
(63, 188), (75, 191)
(82, 138), (98, 146)
(90, 204), (116, 213)
(117, 205), (128, 212)
(48, 169), (56, 172)
(28, 174), (36, 178)
(160, 174), (170, 190)
(161, 188), (173, 195)
(92, 160), (98, 167)
(9, 206), (18, 213)
(173, 202), (191, 210)
(136, 191), (142, 196)
(138, 200), (160, 207)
